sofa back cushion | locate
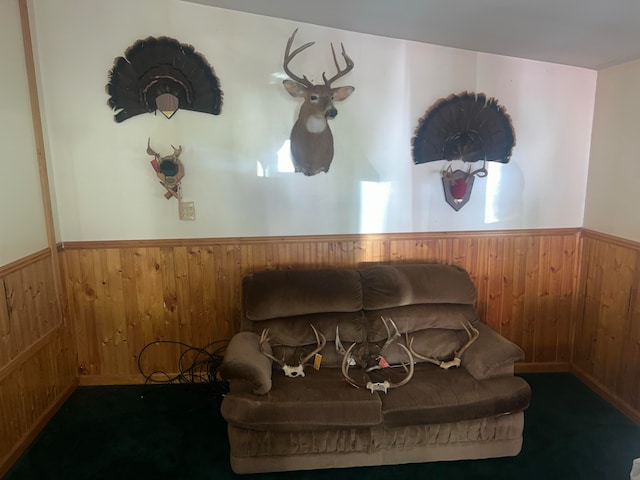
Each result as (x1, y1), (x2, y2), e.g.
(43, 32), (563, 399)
(256, 311), (368, 368)
(242, 268), (366, 368)
(361, 264), (476, 310)
(243, 269), (362, 321)
(364, 304), (478, 338)
(361, 264), (479, 366)
(240, 264), (481, 369)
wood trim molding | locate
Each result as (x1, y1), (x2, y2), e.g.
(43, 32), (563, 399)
(78, 374), (157, 386)
(0, 326), (62, 384)
(0, 248), (51, 277)
(19, 0), (65, 323)
(19, 0), (56, 250)
(59, 228), (640, 253)
(568, 233), (585, 369)
(581, 228), (640, 250)
(61, 227), (581, 250)
(571, 365), (640, 425)
(515, 362), (570, 374)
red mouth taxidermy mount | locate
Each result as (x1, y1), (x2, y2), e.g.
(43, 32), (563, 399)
(412, 92), (516, 210)
(282, 29), (355, 176)
(442, 158), (488, 211)
(147, 139), (184, 200)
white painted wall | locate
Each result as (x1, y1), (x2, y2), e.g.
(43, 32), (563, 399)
(584, 60), (640, 243)
(31, 0), (597, 241)
(0, 0), (48, 266)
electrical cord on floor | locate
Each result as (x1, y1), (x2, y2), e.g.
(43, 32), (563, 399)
(137, 339), (229, 395)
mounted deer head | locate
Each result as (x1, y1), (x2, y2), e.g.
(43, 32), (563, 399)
(282, 29), (355, 176)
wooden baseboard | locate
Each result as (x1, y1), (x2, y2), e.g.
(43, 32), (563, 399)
(570, 366), (640, 426)
(0, 380), (77, 477)
(515, 362), (570, 373)
(77, 373), (151, 386)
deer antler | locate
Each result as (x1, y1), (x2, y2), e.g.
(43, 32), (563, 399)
(171, 145), (182, 158)
(443, 157), (488, 185)
(259, 324), (326, 378)
(335, 326), (357, 366)
(379, 316), (401, 355)
(342, 342), (414, 393)
(453, 322), (480, 359)
(147, 138), (160, 158)
(322, 42), (355, 86)
(341, 342), (370, 389)
(299, 324), (327, 366)
(259, 328), (286, 368)
(341, 316), (414, 393)
(467, 156), (488, 180)
(283, 28), (314, 87)
(408, 321), (480, 370)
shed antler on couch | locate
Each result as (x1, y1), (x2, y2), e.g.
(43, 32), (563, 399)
(408, 321), (480, 369)
(259, 324), (326, 377)
(341, 317), (414, 393)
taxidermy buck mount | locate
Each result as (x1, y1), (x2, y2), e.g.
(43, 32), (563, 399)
(412, 92), (516, 211)
(282, 29), (355, 176)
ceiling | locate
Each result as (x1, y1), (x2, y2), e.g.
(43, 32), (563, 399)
(182, 0), (640, 70)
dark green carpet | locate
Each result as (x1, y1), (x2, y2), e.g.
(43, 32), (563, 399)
(5, 373), (640, 479)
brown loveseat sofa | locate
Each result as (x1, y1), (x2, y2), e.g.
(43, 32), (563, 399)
(219, 263), (531, 474)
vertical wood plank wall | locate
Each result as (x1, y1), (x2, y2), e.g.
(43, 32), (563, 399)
(0, 250), (76, 475)
(62, 229), (580, 384)
(4, 226), (640, 475)
(0, 3), (79, 474)
(572, 229), (640, 423)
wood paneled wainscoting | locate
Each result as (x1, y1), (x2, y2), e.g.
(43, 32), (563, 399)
(0, 249), (77, 476)
(572, 229), (640, 424)
(62, 228), (580, 386)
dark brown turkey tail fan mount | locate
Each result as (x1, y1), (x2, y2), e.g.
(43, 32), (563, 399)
(106, 36), (223, 123)
(412, 92), (515, 164)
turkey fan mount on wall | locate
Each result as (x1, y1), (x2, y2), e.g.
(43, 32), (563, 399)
(412, 92), (516, 210)
(106, 36), (223, 122)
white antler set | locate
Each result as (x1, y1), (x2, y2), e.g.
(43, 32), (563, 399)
(340, 317), (414, 394)
(258, 318), (480, 386)
(408, 322), (480, 370)
(259, 325), (326, 378)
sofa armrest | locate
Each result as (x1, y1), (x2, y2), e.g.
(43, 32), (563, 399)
(219, 331), (273, 395)
(461, 323), (525, 380)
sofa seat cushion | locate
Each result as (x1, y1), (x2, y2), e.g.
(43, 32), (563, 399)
(221, 367), (382, 431)
(373, 363), (530, 427)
